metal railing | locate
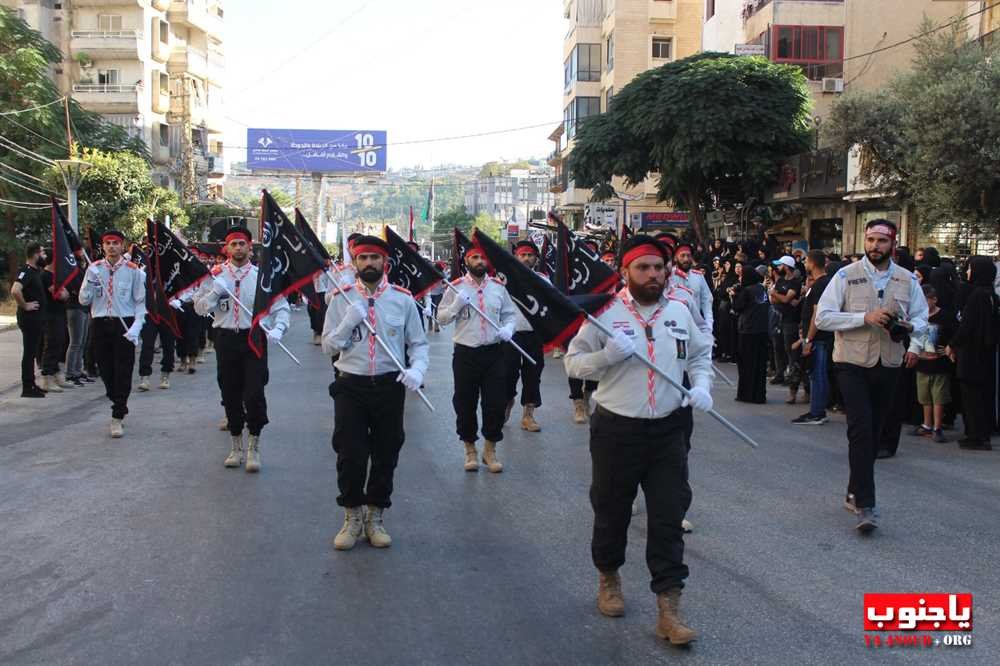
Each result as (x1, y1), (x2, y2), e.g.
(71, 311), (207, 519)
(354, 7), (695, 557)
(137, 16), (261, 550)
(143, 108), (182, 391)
(71, 30), (142, 39)
(72, 84), (140, 93)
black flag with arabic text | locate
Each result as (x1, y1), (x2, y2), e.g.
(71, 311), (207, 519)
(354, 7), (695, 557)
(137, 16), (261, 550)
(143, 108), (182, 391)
(555, 219), (619, 296)
(384, 225), (444, 299)
(147, 218), (211, 300)
(539, 234), (556, 278)
(294, 208), (331, 309)
(450, 227), (473, 280)
(472, 228), (614, 352)
(145, 219), (185, 338)
(50, 199), (84, 295)
(249, 190), (327, 358)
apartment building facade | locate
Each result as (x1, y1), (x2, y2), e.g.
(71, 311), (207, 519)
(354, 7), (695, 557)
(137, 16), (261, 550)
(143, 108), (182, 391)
(551, 0), (704, 232)
(2, 0), (225, 200)
(465, 170), (556, 227)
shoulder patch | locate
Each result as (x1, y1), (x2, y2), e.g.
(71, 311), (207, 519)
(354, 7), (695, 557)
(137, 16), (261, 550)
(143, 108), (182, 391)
(837, 268), (847, 279)
(211, 265), (223, 276)
(450, 277), (464, 285)
(391, 285), (412, 296)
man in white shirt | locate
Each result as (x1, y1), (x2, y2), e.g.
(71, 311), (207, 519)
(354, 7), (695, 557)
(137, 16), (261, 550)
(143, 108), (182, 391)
(504, 240), (546, 432)
(437, 246), (517, 472)
(566, 235), (712, 646)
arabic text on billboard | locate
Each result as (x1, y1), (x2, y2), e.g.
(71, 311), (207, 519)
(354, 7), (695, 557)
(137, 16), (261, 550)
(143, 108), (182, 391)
(247, 129), (387, 173)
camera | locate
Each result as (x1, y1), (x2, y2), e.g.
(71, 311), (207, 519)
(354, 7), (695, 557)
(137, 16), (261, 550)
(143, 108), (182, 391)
(883, 313), (911, 343)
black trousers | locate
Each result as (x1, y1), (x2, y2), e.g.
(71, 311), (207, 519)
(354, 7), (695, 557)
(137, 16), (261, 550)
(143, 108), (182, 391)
(17, 314), (44, 389)
(568, 377), (599, 400)
(505, 330), (544, 407)
(93, 316), (136, 419)
(41, 311), (67, 376)
(179, 305), (201, 358)
(736, 332), (768, 404)
(590, 406), (691, 593)
(138, 320), (176, 376)
(308, 301), (327, 334)
(452, 342), (507, 443)
(835, 362), (900, 509)
(215, 329), (269, 436)
(331, 373), (406, 508)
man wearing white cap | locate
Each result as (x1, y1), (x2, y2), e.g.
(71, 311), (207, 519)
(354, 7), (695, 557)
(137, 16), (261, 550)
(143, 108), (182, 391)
(769, 255), (804, 404)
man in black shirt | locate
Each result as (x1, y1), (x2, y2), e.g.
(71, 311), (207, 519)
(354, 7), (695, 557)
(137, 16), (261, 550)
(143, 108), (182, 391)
(794, 250), (833, 424)
(769, 255), (803, 403)
(11, 243), (47, 398)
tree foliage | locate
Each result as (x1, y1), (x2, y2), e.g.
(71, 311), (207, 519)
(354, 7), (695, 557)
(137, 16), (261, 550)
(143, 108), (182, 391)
(569, 52), (812, 242)
(827, 21), (1000, 234)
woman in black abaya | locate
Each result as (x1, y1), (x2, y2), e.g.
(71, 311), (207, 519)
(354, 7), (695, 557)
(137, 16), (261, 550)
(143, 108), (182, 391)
(731, 262), (769, 404)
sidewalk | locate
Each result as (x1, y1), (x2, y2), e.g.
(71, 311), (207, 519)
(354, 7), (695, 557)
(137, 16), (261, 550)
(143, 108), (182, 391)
(0, 327), (24, 395)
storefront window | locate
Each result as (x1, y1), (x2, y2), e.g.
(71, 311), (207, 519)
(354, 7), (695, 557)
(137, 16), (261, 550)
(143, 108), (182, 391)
(809, 218), (842, 255)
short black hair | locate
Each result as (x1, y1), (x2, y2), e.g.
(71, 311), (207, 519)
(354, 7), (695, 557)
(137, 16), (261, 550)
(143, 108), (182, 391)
(25, 242), (42, 258)
(806, 250), (826, 268)
(921, 284), (937, 299)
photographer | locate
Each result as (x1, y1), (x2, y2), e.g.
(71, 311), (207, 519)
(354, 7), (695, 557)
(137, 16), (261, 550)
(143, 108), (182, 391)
(816, 219), (927, 533)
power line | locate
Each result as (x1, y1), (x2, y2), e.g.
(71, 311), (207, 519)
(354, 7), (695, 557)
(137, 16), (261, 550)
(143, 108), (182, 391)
(0, 114), (68, 151)
(0, 197), (53, 209)
(0, 134), (58, 166)
(0, 96), (66, 117)
(0, 172), (62, 199)
(0, 160), (48, 185)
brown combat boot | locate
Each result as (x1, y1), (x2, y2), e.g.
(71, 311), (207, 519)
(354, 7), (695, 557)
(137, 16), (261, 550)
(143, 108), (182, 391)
(521, 405), (541, 432)
(463, 442), (479, 472)
(656, 588), (697, 645)
(572, 399), (588, 424)
(482, 441), (503, 473)
(597, 571), (625, 617)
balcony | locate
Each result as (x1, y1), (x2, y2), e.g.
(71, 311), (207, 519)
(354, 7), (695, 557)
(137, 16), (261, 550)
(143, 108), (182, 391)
(547, 150), (563, 168)
(152, 88), (170, 114)
(549, 173), (566, 194)
(207, 50), (225, 84)
(73, 0), (142, 5)
(168, 46), (209, 79)
(70, 30), (143, 60)
(152, 0), (171, 10)
(168, 1), (223, 36)
(649, 0), (676, 23)
(207, 153), (225, 177)
(71, 84), (140, 113)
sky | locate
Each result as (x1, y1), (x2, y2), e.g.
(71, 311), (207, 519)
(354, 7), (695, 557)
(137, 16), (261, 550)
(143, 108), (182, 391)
(222, 0), (566, 172)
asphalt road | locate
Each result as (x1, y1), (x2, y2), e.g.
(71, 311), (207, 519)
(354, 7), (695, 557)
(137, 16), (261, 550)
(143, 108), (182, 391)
(1, 311), (997, 665)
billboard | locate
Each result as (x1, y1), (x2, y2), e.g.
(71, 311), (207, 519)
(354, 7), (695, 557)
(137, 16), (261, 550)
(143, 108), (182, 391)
(247, 128), (387, 173)
(632, 211), (689, 232)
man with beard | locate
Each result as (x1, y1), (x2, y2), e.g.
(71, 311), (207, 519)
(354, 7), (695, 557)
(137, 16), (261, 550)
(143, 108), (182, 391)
(195, 225), (291, 473)
(437, 245), (517, 472)
(322, 235), (429, 550)
(78, 230), (147, 438)
(669, 242), (714, 335)
(566, 235), (712, 645)
(12, 243), (48, 398)
(817, 219), (927, 533)
(504, 240), (546, 432)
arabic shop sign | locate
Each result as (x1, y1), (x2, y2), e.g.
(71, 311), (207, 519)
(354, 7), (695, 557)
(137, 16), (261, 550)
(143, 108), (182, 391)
(247, 128), (388, 173)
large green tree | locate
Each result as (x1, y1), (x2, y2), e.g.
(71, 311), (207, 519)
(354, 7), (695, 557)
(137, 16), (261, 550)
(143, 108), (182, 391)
(827, 22), (1000, 236)
(569, 52), (812, 243)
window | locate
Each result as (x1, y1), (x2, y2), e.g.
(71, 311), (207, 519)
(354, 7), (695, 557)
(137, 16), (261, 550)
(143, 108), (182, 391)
(564, 55), (574, 90)
(97, 69), (120, 85)
(159, 19), (169, 44)
(565, 96), (600, 138)
(606, 32), (615, 71)
(158, 123), (169, 147)
(772, 25), (844, 80)
(605, 87), (614, 111)
(98, 14), (122, 32)
(706, 0), (715, 20)
(652, 37), (672, 60)
(575, 44), (601, 82)
(159, 72), (168, 92)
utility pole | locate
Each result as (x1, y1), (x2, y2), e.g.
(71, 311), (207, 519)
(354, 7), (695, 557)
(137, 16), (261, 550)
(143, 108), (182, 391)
(56, 97), (91, 234)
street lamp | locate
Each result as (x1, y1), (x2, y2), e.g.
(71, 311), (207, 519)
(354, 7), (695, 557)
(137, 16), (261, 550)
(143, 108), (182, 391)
(55, 159), (92, 235)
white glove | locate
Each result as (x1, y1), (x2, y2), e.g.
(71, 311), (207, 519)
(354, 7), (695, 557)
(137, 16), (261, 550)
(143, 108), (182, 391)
(496, 322), (515, 342)
(682, 386), (713, 412)
(603, 330), (636, 364)
(169, 298), (184, 311)
(266, 326), (285, 342)
(124, 321), (143, 346)
(445, 291), (472, 317)
(340, 299), (369, 330)
(396, 368), (424, 392)
(423, 304), (434, 319)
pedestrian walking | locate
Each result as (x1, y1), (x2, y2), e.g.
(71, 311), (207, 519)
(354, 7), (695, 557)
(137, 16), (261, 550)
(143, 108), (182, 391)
(321, 235), (429, 550)
(565, 234), (713, 645)
(816, 219), (928, 533)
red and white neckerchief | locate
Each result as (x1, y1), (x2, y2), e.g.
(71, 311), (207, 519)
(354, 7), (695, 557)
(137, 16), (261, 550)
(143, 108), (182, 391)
(618, 287), (665, 416)
(224, 262), (253, 328)
(356, 276), (390, 375)
(106, 258), (125, 315)
(464, 274), (488, 344)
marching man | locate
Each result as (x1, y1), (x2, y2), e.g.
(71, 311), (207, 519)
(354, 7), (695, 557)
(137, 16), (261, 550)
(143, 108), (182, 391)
(195, 225), (290, 473)
(437, 245), (517, 473)
(670, 241), (714, 334)
(504, 239), (546, 432)
(566, 235), (713, 646)
(321, 235), (429, 550)
(78, 229), (146, 438)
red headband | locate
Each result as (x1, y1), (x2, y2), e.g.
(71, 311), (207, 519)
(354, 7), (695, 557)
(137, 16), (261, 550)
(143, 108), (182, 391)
(866, 224), (896, 240)
(352, 244), (389, 258)
(465, 248), (484, 259)
(101, 233), (124, 243)
(225, 231), (251, 244)
(515, 247), (537, 257)
(601, 251), (616, 259)
(675, 244), (693, 256)
(622, 243), (666, 268)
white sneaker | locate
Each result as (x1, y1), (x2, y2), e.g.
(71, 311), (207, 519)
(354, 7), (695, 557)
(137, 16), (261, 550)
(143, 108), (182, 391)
(110, 418), (124, 438)
(138, 376), (151, 392)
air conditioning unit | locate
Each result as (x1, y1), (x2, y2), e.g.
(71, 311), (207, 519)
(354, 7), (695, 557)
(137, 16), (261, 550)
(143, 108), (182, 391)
(822, 77), (844, 93)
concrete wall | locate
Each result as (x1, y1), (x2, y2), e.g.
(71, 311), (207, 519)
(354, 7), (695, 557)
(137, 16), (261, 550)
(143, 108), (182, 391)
(702, 0), (745, 52)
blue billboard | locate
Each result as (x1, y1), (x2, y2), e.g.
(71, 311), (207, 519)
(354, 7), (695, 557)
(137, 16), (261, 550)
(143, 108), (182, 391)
(247, 128), (387, 173)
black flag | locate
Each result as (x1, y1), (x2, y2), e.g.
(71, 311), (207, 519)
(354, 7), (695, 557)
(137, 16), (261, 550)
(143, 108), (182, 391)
(384, 225), (444, 299)
(539, 234), (556, 278)
(139, 221), (182, 338)
(472, 228), (614, 352)
(555, 219), (619, 296)
(294, 208), (331, 309)
(50, 200), (83, 295)
(148, 219), (212, 300)
(83, 224), (103, 261)
(451, 228), (473, 279)
(249, 190), (327, 357)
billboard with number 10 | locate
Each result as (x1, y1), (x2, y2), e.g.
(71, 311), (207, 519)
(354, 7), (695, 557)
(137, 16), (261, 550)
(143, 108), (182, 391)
(247, 128), (387, 173)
